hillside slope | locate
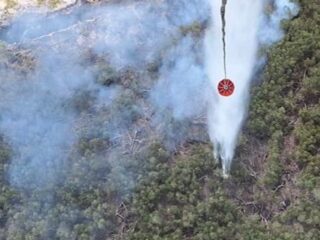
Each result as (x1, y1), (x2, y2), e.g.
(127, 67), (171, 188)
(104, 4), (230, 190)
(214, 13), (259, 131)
(124, 0), (320, 239)
(0, 0), (319, 239)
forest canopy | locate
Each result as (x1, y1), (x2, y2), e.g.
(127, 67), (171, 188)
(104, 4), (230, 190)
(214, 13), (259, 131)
(0, 0), (319, 239)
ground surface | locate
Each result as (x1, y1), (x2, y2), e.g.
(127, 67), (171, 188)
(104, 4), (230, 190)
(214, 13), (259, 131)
(0, 0), (319, 239)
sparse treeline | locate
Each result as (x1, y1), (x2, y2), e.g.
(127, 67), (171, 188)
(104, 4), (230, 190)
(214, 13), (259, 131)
(0, 0), (319, 239)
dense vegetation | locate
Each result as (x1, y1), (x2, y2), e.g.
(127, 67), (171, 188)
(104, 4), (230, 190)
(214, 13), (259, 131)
(0, 0), (319, 239)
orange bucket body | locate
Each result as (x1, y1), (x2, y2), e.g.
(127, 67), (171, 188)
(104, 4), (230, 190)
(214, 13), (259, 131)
(217, 79), (234, 96)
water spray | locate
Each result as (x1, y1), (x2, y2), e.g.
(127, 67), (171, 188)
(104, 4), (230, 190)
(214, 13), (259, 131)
(205, 0), (298, 176)
(205, 0), (264, 176)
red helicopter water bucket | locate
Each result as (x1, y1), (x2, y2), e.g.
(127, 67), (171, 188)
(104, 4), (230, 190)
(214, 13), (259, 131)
(217, 79), (234, 96)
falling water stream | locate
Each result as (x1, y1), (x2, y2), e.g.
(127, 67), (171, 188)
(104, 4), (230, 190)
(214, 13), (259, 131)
(205, 0), (264, 176)
(205, 0), (298, 176)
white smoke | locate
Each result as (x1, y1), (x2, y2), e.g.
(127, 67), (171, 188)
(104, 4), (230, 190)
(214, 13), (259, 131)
(151, 36), (208, 120)
(0, 52), (114, 189)
(0, 0), (209, 189)
(259, 0), (299, 45)
(0, 1), (301, 237)
(0, 2), (210, 237)
(205, 0), (298, 176)
(0, 0), (298, 189)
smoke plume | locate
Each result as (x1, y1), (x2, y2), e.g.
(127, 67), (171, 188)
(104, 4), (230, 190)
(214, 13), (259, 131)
(0, 0), (210, 190)
(0, 0), (300, 188)
(0, 1), (211, 237)
(0, 0), (301, 237)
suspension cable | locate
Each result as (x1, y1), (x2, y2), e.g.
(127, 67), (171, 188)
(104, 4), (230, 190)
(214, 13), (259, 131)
(220, 0), (227, 78)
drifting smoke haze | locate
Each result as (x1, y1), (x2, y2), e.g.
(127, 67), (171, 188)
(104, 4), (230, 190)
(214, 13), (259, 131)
(0, 1), (210, 237)
(0, 0), (210, 190)
(0, 0), (299, 187)
(152, 36), (208, 120)
(205, 0), (298, 176)
(259, 0), (299, 45)
(0, 0), (301, 237)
